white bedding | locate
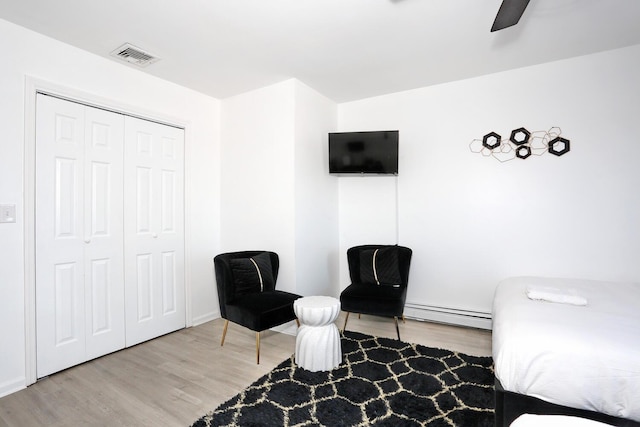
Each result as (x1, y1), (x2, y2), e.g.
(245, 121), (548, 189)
(492, 276), (640, 422)
(511, 414), (611, 427)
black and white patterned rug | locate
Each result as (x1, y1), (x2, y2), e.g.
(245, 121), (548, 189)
(191, 331), (494, 426)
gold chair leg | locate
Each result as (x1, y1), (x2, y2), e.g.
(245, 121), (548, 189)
(358, 313), (361, 319)
(296, 318), (300, 328)
(256, 332), (260, 365)
(220, 319), (229, 346)
(342, 312), (350, 332)
(394, 316), (400, 341)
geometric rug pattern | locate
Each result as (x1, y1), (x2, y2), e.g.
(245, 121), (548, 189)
(191, 331), (494, 426)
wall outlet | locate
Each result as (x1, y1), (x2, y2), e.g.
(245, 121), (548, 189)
(0, 204), (16, 223)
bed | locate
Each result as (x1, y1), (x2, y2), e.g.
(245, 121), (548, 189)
(511, 414), (613, 427)
(492, 276), (640, 427)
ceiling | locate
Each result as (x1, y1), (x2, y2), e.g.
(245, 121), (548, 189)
(1, 0), (640, 103)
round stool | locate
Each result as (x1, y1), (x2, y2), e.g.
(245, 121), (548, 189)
(294, 296), (342, 372)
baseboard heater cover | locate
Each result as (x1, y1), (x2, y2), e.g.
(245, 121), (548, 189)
(404, 302), (492, 330)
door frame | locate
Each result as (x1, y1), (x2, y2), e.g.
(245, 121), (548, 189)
(23, 76), (193, 385)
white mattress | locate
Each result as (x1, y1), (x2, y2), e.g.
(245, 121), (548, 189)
(511, 414), (611, 427)
(492, 276), (640, 422)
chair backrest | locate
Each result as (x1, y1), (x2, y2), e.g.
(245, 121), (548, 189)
(213, 251), (279, 317)
(347, 245), (412, 288)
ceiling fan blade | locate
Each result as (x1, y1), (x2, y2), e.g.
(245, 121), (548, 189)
(491, 0), (531, 32)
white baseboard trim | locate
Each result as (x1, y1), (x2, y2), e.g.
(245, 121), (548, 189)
(191, 310), (220, 327)
(404, 303), (492, 330)
(0, 377), (26, 399)
(270, 320), (299, 336)
(203, 306), (491, 333)
(194, 312), (298, 336)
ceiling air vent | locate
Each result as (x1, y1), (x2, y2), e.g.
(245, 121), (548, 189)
(110, 43), (160, 67)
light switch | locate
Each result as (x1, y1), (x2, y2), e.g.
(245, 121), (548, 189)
(0, 204), (16, 223)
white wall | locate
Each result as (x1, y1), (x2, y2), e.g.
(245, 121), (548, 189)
(293, 81), (339, 297)
(220, 79), (338, 296)
(336, 175), (399, 308)
(338, 44), (640, 326)
(220, 80), (298, 291)
(0, 18), (221, 397)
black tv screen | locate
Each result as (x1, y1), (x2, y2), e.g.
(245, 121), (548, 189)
(329, 130), (399, 175)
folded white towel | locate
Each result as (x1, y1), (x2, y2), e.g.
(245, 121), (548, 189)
(526, 285), (588, 306)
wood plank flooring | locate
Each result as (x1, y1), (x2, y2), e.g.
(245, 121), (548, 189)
(0, 315), (491, 427)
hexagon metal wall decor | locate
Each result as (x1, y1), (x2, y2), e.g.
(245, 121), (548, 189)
(510, 127), (530, 146)
(548, 136), (570, 156)
(470, 126), (569, 163)
(516, 145), (531, 159)
(482, 132), (501, 150)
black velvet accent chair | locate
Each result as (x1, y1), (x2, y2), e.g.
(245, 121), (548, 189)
(214, 251), (301, 364)
(340, 244), (412, 340)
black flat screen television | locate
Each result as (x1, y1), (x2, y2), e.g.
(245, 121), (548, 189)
(329, 130), (399, 175)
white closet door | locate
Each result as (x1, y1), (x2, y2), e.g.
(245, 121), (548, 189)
(124, 116), (185, 346)
(83, 106), (126, 360)
(35, 94), (125, 378)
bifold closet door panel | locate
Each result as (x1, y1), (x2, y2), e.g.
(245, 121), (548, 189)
(123, 116), (186, 347)
(35, 94), (126, 378)
(83, 106), (126, 361)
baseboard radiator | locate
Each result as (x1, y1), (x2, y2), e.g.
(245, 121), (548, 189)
(404, 302), (492, 330)
(208, 303), (491, 335)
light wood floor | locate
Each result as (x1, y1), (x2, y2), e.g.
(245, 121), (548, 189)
(0, 314), (491, 427)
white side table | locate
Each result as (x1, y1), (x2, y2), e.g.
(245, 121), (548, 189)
(294, 296), (342, 372)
